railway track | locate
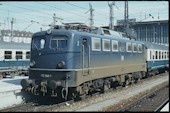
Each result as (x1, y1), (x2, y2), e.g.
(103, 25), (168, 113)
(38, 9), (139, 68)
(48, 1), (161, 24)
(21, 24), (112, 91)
(0, 72), (168, 112)
(116, 83), (169, 112)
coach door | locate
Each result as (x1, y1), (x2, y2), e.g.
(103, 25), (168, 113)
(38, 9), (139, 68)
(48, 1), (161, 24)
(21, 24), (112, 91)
(82, 38), (90, 75)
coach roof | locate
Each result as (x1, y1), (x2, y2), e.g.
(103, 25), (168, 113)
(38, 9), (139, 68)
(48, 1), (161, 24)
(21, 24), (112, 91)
(142, 41), (168, 50)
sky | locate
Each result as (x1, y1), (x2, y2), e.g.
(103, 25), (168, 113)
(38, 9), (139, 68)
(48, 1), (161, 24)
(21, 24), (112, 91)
(0, 1), (169, 33)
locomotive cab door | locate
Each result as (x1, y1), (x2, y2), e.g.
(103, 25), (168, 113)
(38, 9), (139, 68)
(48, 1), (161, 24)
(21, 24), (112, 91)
(82, 38), (90, 75)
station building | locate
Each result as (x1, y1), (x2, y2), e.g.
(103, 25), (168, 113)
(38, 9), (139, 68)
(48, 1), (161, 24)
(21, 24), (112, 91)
(0, 30), (33, 43)
(114, 19), (169, 45)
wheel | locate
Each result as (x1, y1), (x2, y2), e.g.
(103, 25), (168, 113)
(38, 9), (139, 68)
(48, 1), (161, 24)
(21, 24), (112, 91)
(72, 92), (81, 101)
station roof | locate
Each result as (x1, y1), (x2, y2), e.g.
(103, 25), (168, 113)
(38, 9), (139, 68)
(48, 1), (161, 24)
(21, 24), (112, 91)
(142, 41), (169, 50)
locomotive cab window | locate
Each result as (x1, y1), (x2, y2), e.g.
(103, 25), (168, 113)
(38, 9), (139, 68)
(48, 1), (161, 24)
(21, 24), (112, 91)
(4, 51), (12, 59)
(92, 37), (101, 51)
(33, 38), (46, 50)
(50, 36), (67, 50)
(40, 39), (45, 49)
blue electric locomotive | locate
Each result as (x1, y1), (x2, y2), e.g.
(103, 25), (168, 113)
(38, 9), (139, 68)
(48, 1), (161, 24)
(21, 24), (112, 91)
(21, 26), (149, 99)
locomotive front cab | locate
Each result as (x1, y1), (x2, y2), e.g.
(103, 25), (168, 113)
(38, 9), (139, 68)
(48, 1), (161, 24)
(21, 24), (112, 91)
(21, 29), (78, 98)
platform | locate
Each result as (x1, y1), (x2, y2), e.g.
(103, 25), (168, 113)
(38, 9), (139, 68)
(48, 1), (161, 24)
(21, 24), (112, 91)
(0, 76), (28, 93)
(0, 76), (28, 110)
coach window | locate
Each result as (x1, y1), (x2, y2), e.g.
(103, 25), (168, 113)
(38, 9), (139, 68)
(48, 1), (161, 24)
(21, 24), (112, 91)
(162, 52), (164, 59)
(126, 42), (132, 52)
(26, 51), (30, 59)
(138, 44), (142, 53)
(4, 51), (12, 59)
(167, 52), (169, 59)
(16, 51), (23, 59)
(165, 52), (166, 59)
(159, 51), (161, 59)
(103, 39), (110, 51)
(150, 50), (152, 60)
(132, 43), (137, 53)
(155, 51), (158, 59)
(112, 40), (118, 52)
(92, 37), (101, 51)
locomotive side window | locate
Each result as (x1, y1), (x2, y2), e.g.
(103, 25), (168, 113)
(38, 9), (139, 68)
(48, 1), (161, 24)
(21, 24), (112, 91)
(50, 36), (67, 50)
(103, 39), (110, 51)
(126, 42), (132, 52)
(112, 40), (118, 52)
(16, 51), (23, 59)
(4, 51), (12, 59)
(119, 42), (126, 52)
(138, 44), (142, 53)
(132, 43), (137, 53)
(26, 51), (30, 59)
(92, 37), (101, 51)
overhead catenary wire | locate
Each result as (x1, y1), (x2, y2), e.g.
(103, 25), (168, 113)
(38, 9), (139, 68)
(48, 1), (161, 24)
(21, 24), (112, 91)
(36, 2), (108, 24)
(160, 0), (168, 9)
(0, 1), (168, 32)
(64, 1), (109, 17)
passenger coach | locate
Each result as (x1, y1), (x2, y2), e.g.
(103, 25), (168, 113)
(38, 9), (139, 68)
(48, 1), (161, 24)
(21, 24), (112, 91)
(144, 42), (169, 75)
(0, 41), (30, 79)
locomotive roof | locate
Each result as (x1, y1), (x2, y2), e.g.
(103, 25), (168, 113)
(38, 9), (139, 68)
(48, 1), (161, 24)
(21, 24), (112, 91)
(0, 40), (30, 50)
(69, 29), (144, 44)
(142, 41), (169, 50)
(33, 29), (144, 44)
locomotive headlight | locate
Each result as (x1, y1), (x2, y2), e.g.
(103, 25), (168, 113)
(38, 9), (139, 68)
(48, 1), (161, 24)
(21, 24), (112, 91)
(57, 61), (65, 69)
(30, 60), (35, 67)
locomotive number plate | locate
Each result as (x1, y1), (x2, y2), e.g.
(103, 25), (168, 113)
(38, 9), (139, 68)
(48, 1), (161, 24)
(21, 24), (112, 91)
(41, 74), (52, 78)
